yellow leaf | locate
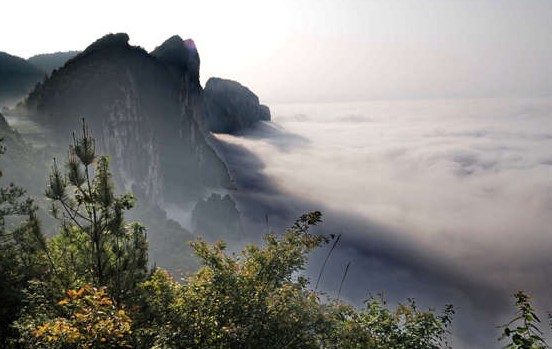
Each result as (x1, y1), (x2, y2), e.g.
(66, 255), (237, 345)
(75, 287), (86, 296)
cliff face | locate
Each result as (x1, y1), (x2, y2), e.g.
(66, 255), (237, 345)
(201, 77), (271, 133)
(20, 33), (231, 205)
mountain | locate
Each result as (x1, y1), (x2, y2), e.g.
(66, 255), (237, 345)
(7, 33), (261, 270)
(202, 77), (271, 133)
(0, 52), (44, 107)
(19, 33), (231, 205)
(151, 35), (200, 87)
(27, 51), (80, 75)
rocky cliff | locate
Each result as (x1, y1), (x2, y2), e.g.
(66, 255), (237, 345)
(201, 77), (271, 133)
(19, 33), (231, 205)
(4, 33), (274, 268)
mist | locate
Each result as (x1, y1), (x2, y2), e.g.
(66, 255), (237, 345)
(212, 97), (552, 348)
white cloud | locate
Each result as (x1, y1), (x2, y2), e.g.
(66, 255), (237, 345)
(215, 96), (552, 348)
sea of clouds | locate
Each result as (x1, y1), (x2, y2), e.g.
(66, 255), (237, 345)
(214, 97), (552, 348)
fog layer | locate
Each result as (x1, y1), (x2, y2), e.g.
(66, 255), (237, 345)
(215, 97), (552, 348)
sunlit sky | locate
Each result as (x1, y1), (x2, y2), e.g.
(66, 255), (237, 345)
(2, 0), (552, 102)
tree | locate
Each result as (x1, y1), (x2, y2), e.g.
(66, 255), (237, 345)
(141, 211), (328, 349)
(0, 138), (48, 346)
(139, 211), (454, 349)
(29, 285), (133, 349)
(44, 119), (148, 304)
(499, 291), (547, 349)
(321, 295), (454, 349)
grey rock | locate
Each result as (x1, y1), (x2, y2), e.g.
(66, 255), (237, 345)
(17, 33), (232, 205)
(201, 77), (271, 133)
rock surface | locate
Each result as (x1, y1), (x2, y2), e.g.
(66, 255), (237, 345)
(201, 77), (271, 133)
(19, 33), (231, 205)
(152, 35), (200, 90)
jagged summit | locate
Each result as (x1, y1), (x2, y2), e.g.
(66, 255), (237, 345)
(83, 33), (131, 53)
(183, 38), (197, 51)
(19, 32), (232, 205)
(152, 35), (197, 55)
(153, 35), (185, 52)
(152, 35), (200, 83)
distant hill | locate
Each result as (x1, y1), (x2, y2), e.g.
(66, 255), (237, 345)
(0, 52), (44, 107)
(27, 51), (80, 75)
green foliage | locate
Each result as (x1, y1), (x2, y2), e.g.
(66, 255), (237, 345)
(45, 120), (148, 304)
(322, 296), (454, 349)
(500, 291), (548, 349)
(28, 285), (133, 349)
(140, 212), (327, 349)
(0, 138), (48, 346)
(134, 269), (182, 348)
(137, 211), (454, 349)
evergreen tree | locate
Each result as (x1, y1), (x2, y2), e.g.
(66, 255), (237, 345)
(45, 119), (148, 304)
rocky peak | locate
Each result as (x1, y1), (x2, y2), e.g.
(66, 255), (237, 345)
(19, 33), (231, 205)
(82, 33), (131, 54)
(152, 35), (200, 83)
(201, 77), (271, 133)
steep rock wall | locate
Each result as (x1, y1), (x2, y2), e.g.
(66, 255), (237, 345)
(19, 33), (232, 205)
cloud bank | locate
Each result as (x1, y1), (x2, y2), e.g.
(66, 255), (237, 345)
(214, 97), (552, 348)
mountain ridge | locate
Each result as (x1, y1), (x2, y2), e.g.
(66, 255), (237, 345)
(0, 52), (44, 107)
(18, 33), (231, 204)
(28, 51), (80, 75)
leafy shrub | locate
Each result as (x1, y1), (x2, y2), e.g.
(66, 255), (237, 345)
(29, 286), (132, 349)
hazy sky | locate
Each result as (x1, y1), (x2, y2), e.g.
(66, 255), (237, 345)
(0, 0), (552, 102)
(2, 0), (552, 102)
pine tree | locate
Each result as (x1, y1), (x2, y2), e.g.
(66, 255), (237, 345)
(45, 119), (148, 304)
